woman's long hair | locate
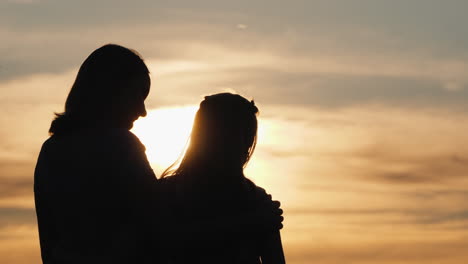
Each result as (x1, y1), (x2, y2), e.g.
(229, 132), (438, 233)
(49, 44), (150, 135)
(161, 93), (259, 182)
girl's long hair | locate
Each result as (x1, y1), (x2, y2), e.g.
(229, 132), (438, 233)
(161, 93), (259, 182)
(49, 44), (150, 135)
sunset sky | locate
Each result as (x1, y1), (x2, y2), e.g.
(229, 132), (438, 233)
(1, 0), (468, 263)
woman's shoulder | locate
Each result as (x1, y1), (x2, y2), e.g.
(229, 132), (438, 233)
(41, 129), (149, 169)
(44, 128), (144, 149)
(85, 128), (147, 157)
(101, 128), (145, 148)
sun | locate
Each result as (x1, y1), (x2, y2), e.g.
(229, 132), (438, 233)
(131, 105), (199, 175)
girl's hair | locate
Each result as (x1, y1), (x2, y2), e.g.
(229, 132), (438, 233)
(49, 44), (150, 135)
(161, 93), (259, 180)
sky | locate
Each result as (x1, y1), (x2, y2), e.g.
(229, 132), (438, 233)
(1, 0), (468, 263)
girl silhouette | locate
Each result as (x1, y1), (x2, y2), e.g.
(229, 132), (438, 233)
(159, 93), (286, 264)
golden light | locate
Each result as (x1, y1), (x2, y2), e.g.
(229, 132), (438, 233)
(131, 105), (275, 184)
(131, 105), (199, 174)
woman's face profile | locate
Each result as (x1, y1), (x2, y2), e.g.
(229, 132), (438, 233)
(120, 74), (150, 129)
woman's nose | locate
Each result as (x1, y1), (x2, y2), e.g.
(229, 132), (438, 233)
(139, 103), (147, 117)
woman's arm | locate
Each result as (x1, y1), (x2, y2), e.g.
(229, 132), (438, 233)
(260, 230), (286, 264)
(250, 183), (286, 263)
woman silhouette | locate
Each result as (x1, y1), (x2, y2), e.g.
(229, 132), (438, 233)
(34, 44), (158, 264)
(159, 93), (286, 264)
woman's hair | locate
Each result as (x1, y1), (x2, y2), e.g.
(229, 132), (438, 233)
(161, 93), (259, 180)
(49, 44), (150, 135)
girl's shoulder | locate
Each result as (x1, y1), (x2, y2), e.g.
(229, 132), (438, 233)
(157, 176), (179, 192)
(242, 178), (272, 204)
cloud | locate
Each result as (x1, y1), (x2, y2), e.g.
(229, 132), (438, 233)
(236, 24), (248, 30)
(140, 58), (468, 111)
(287, 206), (468, 226)
(240, 106), (468, 238)
(0, 160), (35, 208)
(2, 16), (468, 110)
(0, 207), (36, 229)
(443, 81), (465, 91)
(4, 0), (39, 3)
(285, 237), (468, 264)
(0, 174), (32, 200)
(362, 154), (468, 185)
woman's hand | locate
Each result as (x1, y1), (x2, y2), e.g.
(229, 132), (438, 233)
(270, 198), (284, 230)
(252, 188), (284, 231)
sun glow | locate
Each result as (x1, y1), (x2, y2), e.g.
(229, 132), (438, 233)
(131, 105), (274, 185)
(131, 106), (199, 174)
